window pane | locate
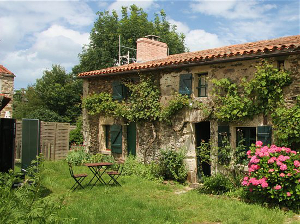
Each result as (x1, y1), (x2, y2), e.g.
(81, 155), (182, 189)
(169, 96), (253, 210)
(200, 88), (206, 97)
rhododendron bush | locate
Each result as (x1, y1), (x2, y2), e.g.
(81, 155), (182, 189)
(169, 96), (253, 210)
(242, 141), (300, 208)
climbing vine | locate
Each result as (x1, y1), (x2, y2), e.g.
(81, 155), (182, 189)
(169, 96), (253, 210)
(83, 76), (189, 123)
(212, 60), (291, 122)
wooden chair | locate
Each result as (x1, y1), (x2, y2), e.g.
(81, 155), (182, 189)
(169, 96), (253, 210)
(106, 160), (124, 186)
(68, 162), (88, 191)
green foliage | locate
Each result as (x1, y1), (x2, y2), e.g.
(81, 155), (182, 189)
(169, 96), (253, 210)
(83, 76), (189, 123)
(272, 97), (300, 149)
(218, 137), (231, 166)
(196, 140), (211, 165)
(161, 94), (190, 122)
(0, 156), (66, 223)
(122, 155), (162, 182)
(13, 65), (82, 123)
(212, 61), (291, 122)
(158, 149), (187, 183)
(73, 5), (186, 74)
(69, 118), (84, 145)
(66, 149), (91, 166)
(198, 174), (234, 195)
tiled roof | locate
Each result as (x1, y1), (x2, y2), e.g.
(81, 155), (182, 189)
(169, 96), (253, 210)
(0, 65), (14, 75)
(78, 35), (300, 78)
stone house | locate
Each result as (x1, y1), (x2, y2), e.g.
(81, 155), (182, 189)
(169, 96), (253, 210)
(78, 35), (300, 182)
(0, 65), (15, 118)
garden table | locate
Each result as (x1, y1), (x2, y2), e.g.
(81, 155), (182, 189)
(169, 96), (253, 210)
(84, 162), (113, 188)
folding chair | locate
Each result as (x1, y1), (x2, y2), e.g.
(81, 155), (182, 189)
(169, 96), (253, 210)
(106, 161), (123, 186)
(68, 162), (88, 191)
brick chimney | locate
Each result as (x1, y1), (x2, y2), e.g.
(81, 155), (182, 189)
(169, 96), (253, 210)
(136, 35), (168, 63)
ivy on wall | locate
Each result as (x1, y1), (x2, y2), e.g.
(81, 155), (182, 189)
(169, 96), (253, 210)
(83, 76), (190, 123)
(212, 60), (291, 122)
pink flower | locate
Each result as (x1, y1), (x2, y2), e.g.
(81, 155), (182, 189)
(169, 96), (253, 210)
(294, 160), (300, 168)
(250, 164), (260, 171)
(279, 173), (285, 177)
(249, 188), (253, 192)
(287, 173), (292, 177)
(291, 151), (297, 155)
(287, 192), (291, 197)
(285, 148), (291, 153)
(278, 155), (286, 162)
(268, 158), (275, 164)
(256, 141), (263, 147)
(268, 169), (274, 173)
(277, 161), (283, 166)
(261, 182), (268, 188)
(246, 150), (252, 157)
(298, 179), (300, 183)
(280, 164), (287, 171)
(274, 185), (282, 190)
(242, 181), (248, 186)
(243, 176), (249, 181)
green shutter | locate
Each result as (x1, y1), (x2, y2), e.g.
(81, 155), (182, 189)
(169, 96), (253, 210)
(21, 119), (40, 170)
(112, 81), (125, 100)
(111, 124), (122, 154)
(127, 122), (136, 156)
(179, 74), (192, 96)
(257, 126), (272, 146)
(218, 125), (230, 147)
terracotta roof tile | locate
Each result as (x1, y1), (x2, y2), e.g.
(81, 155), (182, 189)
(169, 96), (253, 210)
(0, 65), (14, 75)
(78, 35), (300, 78)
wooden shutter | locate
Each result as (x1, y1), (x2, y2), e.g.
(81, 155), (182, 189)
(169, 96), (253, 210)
(112, 81), (125, 100)
(257, 126), (272, 146)
(110, 124), (122, 154)
(218, 125), (230, 147)
(179, 74), (192, 96)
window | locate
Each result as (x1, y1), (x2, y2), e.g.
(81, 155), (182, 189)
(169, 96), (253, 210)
(110, 124), (122, 154)
(112, 80), (127, 100)
(105, 125), (111, 149)
(197, 73), (208, 97)
(236, 127), (256, 150)
(277, 60), (285, 70)
(179, 74), (192, 96)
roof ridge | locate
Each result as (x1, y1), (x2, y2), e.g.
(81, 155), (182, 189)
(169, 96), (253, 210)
(78, 35), (300, 77)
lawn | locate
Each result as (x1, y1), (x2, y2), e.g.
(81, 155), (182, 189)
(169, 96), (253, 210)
(31, 160), (299, 224)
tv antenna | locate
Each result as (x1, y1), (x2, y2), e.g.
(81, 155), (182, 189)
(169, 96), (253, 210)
(118, 35), (136, 66)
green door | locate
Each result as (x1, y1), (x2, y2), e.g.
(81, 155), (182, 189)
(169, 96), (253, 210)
(111, 124), (122, 154)
(127, 122), (136, 156)
(21, 119), (40, 170)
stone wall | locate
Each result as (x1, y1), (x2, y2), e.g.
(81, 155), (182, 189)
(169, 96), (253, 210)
(82, 54), (300, 181)
(0, 74), (14, 118)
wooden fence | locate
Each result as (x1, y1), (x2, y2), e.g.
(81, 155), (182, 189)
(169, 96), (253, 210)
(15, 121), (76, 161)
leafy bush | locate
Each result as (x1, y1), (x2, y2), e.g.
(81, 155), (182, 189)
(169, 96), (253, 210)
(66, 149), (91, 165)
(158, 149), (187, 183)
(122, 155), (162, 181)
(69, 117), (83, 145)
(0, 156), (67, 223)
(198, 174), (234, 195)
(242, 141), (300, 210)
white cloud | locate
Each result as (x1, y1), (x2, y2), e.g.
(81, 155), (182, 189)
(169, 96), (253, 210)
(2, 25), (90, 89)
(108, 0), (158, 14)
(168, 17), (228, 51)
(190, 0), (276, 19)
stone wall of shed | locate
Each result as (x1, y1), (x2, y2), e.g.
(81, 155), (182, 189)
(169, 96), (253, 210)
(0, 74), (14, 118)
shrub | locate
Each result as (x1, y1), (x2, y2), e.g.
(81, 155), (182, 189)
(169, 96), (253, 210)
(69, 117), (83, 145)
(158, 149), (187, 183)
(198, 174), (234, 195)
(242, 141), (300, 210)
(122, 155), (161, 181)
(66, 149), (91, 165)
(0, 156), (67, 223)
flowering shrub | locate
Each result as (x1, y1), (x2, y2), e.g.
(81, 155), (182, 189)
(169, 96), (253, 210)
(242, 141), (300, 209)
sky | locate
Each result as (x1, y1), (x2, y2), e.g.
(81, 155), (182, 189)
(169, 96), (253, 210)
(0, 0), (299, 90)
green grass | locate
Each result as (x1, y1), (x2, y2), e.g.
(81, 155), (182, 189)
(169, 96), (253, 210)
(39, 161), (298, 224)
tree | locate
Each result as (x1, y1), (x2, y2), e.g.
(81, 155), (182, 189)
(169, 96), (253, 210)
(73, 5), (186, 74)
(13, 65), (82, 123)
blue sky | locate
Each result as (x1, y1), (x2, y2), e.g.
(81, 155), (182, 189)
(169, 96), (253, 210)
(0, 0), (299, 89)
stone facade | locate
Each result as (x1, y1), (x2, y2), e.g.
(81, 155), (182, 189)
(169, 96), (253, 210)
(80, 36), (300, 183)
(0, 66), (15, 118)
